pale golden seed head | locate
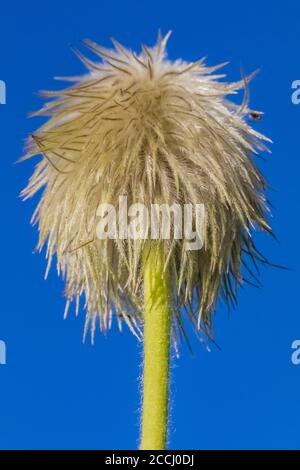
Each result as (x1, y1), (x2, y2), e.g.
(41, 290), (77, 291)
(22, 32), (272, 344)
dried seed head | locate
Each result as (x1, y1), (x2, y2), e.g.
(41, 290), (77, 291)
(22, 32), (272, 344)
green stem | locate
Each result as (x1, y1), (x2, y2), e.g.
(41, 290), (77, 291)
(140, 243), (171, 450)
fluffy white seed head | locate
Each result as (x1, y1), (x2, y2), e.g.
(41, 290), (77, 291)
(22, 32), (272, 344)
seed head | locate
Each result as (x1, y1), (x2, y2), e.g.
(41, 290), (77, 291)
(22, 32), (272, 344)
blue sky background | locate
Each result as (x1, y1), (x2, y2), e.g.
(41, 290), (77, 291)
(0, 0), (299, 450)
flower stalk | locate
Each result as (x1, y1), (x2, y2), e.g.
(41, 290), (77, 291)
(141, 243), (171, 450)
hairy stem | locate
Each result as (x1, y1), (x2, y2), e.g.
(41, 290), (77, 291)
(140, 243), (171, 450)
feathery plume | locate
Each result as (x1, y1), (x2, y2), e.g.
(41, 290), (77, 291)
(22, 32), (272, 344)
